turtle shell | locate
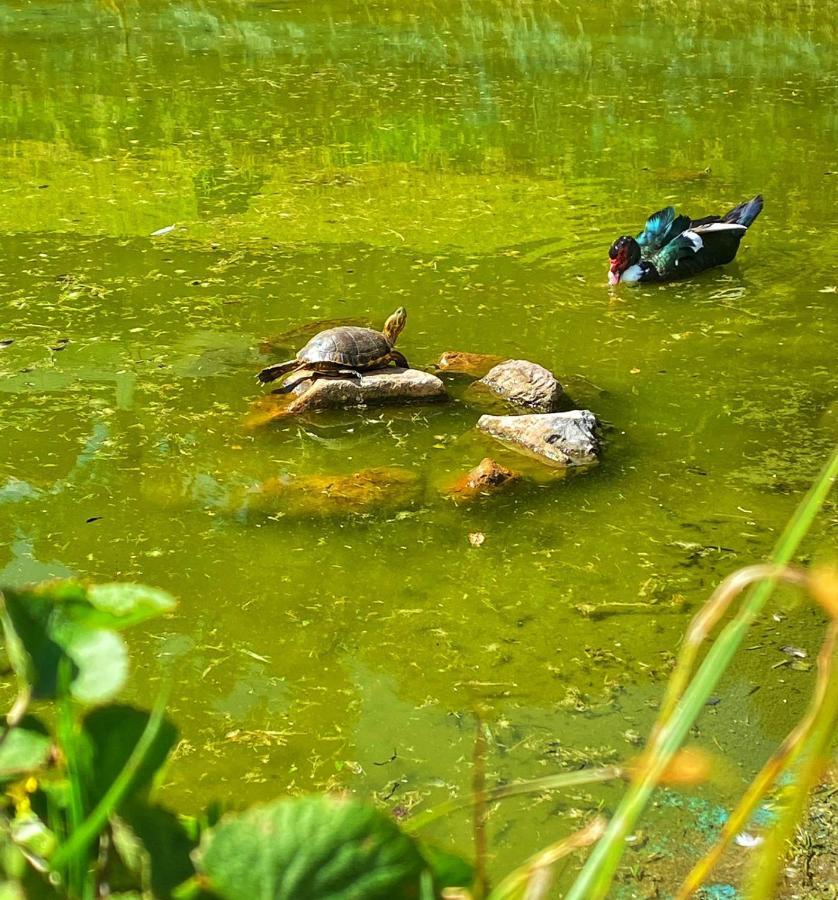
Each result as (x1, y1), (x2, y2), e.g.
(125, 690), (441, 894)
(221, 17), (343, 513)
(297, 326), (391, 368)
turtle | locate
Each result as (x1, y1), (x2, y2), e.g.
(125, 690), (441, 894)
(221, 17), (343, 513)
(256, 307), (409, 391)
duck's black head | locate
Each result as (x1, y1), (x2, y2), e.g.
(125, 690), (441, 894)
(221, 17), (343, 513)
(608, 235), (641, 284)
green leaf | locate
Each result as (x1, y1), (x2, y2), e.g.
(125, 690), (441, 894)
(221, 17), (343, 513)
(81, 705), (178, 807)
(0, 825), (60, 899)
(49, 694), (173, 875)
(197, 795), (427, 899)
(84, 584), (177, 630)
(58, 624), (128, 704)
(0, 716), (51, 779)
(10, 811), (57, 862)
(0, 589), (66, 700)
(420, 843), (474, 894)
(0, 886), (26, 900)
(0, 586), (128, 704)
(113, 802), (197, 899)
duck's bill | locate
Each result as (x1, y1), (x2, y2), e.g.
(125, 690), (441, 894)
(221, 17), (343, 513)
(608, 270), (620, 285)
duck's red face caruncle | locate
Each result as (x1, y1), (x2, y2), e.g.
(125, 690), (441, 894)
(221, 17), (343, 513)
(608, 236), (641, 284)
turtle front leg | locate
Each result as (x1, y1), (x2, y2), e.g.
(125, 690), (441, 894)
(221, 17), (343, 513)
(389, 350), (409, 369)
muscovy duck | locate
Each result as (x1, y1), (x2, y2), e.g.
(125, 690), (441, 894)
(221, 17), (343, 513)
(608, 195), (763, 284)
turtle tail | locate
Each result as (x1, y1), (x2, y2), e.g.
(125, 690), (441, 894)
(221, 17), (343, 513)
(256, 359), (299, 385)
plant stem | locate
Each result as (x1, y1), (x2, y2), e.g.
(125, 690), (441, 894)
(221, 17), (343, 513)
(403, 766), (622, 833)
(56, 662), (87, 898)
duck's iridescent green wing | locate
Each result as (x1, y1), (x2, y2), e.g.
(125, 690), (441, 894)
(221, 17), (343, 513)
(649, 230), (705, 279)
(637, 207), (691, 254)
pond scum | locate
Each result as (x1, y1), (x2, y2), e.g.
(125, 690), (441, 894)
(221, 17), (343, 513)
(0, 445), (835, 898)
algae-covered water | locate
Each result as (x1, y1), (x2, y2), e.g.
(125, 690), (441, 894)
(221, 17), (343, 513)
(0, 0), (836, 890)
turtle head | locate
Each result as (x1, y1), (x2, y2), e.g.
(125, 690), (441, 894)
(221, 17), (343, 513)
(383, 307), (407, 344)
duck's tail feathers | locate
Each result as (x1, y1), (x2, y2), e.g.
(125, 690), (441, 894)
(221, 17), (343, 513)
(723, 195), (763, 228)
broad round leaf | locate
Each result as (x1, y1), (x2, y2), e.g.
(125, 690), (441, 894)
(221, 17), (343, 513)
(112, 803), (197, 898)
(85, 584), (177, 630)
(81, 705), (178, 806)
(61, 625), (128, 704)
(0, 589), (63, 698)
(1, 585), (128, 704)
(198, 795), (426, 899)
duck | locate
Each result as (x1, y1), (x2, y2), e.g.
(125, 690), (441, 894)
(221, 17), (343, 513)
(608, 195), (763, 284)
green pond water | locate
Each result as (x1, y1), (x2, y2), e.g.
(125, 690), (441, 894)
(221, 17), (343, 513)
(1, 0), (836, 890)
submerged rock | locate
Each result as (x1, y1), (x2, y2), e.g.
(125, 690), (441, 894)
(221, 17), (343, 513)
(477, 359), (563, 412)
(435, 350), (507, 378)
(248, 467), (423, 517)
(444, 458), (520, 502)
(477, 410), (599, 467)
(245, 368), (446, 426)
(243, 392), (297, 428)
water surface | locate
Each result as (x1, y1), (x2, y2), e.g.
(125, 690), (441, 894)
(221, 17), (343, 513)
(0, 0), (836, 889)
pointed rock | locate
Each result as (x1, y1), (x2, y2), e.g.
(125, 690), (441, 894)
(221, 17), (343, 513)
(477, 410), (599, 467)
(477, 359), (563, 412)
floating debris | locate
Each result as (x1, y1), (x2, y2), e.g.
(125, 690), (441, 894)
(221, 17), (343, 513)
(735, 831), (764, 848)
(779, 645), (808, 659)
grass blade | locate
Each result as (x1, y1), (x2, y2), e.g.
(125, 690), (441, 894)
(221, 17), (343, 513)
(566, 443), (838, 900)
(746, 619), (838, 898)
(678, 615), (838, 897)
(55, 659), (88, 897)
(489, 816), (606, 900)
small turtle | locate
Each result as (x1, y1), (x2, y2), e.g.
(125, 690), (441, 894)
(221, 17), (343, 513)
(257, 307), (409, 391)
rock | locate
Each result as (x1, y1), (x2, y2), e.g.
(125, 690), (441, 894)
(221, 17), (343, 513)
(287, 368), (445, 413)
(445, 458), (520, 502)
(477, 359), (563, 412)
(477, 410), (599, 467)
(435, 350), (507, 378)
(245, 368), (446, 426)
(248, 467), (423, 517)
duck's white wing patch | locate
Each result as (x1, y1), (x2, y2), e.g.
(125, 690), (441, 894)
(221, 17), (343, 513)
(682, 230), (704, 251)
(693, 222), (747, 233)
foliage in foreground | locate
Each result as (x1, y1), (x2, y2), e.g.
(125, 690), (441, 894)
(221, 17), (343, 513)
(0, 447), (835, 899)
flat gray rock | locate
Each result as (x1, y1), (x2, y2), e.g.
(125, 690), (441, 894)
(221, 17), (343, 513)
(477, 410), (599, 467)
(477, 359), (563, 412)
(284, 367), (446, 413)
